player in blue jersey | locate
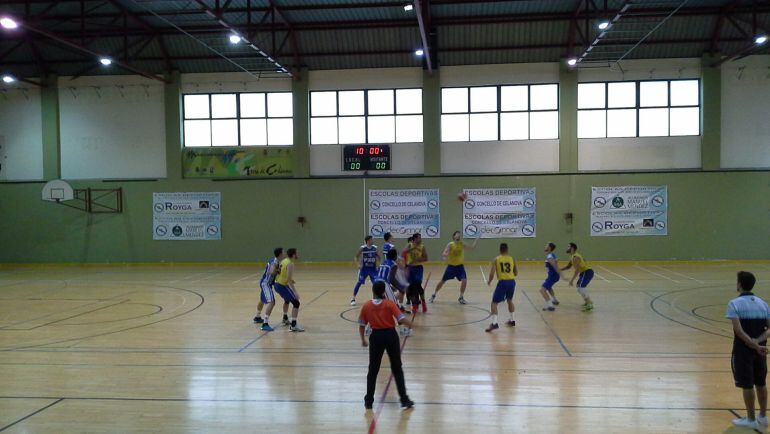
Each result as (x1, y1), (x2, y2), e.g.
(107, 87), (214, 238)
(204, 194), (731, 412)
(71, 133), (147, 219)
(376, 248), (407, 309)
(351, 235), (381, 306)
(253, 247), (285, 331)
(382, 232), (396, 258)
(538, 243), (561, 311)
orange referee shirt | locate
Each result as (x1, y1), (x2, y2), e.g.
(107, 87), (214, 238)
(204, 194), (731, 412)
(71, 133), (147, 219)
(359, 299), (405, 330)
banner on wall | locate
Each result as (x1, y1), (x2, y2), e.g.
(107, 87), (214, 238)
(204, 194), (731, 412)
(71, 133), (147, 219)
(590, 186), (668, 237)
(183, 148), (293, 178)
(368, 189), (440, 239)
(462, 188), (536, 238)
(153, 192), (221, 240)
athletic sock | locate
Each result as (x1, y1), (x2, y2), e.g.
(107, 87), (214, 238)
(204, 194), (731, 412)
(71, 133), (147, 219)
(283, 314), (289, 320)
(577, 286), (589, 301)
(264, 315), (269, 323)
(510, 311), (515, 321)
(291, 317), (296, 327)
(491, 314), (498, 325)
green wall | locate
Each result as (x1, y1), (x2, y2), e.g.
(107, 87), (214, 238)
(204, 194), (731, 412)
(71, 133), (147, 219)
(1, 64), (768, 263)
(1, 170), (767, 263)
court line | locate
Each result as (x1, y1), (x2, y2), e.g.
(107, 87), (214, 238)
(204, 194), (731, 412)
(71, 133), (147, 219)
(521, 290), (572, 356)
(596, 265), (634, 284)
(0, 395), (748, 413)
(233, 273), (260, 284)
(0, 361), (733, 374)
(593, 271), (610, 282)
(0, 286), (205, 352)
(635, 265), (681, 283)
(0, 398), (64, 432)
(653, 265), (705, 284)
(648, 288), (731, 339)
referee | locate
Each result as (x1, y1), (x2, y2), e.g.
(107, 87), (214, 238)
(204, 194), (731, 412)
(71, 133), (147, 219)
(727, 271), (770, 429)
(359, 281), (414, 410)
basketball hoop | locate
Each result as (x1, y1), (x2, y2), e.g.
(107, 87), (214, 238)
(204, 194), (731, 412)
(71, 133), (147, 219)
(42, 180), (74, 202)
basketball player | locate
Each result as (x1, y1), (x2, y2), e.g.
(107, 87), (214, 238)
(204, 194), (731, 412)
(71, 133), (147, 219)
(538, 242), (561, 311)
(359, 281), (414, 410)
(485, 243), (517, 332)
(382, 232), (395, 257)
(727, 271), (770, 429)
(350, 236), (380, 306)
(561, 242), (594, 312)
(273, 248), (305, 332)
(430, 231), (478, 304)
(376, 248), (406, 308)
(405, 233), (428, 313)
(253, 247), (284, 331)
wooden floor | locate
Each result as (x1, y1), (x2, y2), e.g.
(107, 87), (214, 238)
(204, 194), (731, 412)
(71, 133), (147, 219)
(0, 261), (769, 433)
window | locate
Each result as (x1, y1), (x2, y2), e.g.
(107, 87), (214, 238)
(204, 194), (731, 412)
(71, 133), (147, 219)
(577, 79), (700, 139)
(310, 89), (423, 145)
(182, 92), (293, 147)
(440, 84), (559, 142)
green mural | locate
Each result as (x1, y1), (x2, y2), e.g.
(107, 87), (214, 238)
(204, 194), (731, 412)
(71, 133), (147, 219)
(183, 148), (294, 178)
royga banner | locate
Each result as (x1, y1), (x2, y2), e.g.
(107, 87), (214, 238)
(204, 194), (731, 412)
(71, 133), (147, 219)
(153, 192), (221, 240)
(462, 188), (536, 238)
(368, 189), (440, 238)
(590, 186), (668, 237)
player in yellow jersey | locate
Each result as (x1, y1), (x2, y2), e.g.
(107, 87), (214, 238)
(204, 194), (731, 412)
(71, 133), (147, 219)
(273, 248), (306, 331)
(430, 231), (478, 304)
(405, 233), (429, 313)
(485, 243), (517, 332)
(561, 242), (594, 312)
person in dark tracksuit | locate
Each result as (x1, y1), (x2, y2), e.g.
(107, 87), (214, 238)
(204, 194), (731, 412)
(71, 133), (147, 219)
(359, 281), (415, 411)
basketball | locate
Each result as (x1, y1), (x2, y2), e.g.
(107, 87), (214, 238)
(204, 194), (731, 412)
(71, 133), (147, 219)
(457, 192), (468, 202)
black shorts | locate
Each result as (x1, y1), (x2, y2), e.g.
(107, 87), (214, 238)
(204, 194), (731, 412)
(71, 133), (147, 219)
(732, 350), (768, 389)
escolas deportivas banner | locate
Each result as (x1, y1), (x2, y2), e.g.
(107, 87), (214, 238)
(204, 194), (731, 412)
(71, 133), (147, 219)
(153, 192), (221, 240)
(368, 189), (440, 239)
(462, 188), (536, 238)
(183, 148), (293, 178)
(590, 186), (668, 237)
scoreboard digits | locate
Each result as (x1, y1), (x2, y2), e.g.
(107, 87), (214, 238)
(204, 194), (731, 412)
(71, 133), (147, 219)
(342, 145), (391, 171)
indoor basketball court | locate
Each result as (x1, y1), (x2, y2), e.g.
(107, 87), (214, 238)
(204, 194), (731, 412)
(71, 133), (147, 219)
(0, 0), (769, 433)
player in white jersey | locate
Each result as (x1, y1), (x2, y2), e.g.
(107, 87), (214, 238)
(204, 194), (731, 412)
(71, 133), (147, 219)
(253, 248), (285, 331)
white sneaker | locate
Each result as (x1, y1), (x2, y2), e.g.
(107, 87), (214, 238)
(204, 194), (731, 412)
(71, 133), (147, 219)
(289, 324), (305, 332)
(350, 299), (356, 306)
(758, 415), (768, 426)
(732, 417), (759, 429)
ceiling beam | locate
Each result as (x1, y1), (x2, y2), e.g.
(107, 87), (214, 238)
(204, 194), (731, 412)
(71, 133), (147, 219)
(18, 20), (168, 82)
(266, 0), (302, 71)
(413, 0), (434, 73)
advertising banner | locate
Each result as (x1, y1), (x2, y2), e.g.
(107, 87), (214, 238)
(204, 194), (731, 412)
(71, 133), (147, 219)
(153, 192), (221, 240)
(462, 188), (536, 238)
(368, 189), (440, 238)
(590, 186), (668, 236)
(183, 148), (293, 178)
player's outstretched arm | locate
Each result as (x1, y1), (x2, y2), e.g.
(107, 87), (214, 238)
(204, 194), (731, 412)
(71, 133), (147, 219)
(466, 237), (480, 250)
(441, 243), (451, 260)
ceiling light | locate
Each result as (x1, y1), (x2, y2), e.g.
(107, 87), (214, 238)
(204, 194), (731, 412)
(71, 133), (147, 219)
(404, 4), (413, 11)
(0, 17), (19, 30)
(99, 57), (112, 66)
(756, 35), (768, 45)
(567, 58), (578, 67)
(598, 21), (610, 30)
(229, 34), (242, 44)
(2, 75), (16, 84)
(415, 49), (424, 56)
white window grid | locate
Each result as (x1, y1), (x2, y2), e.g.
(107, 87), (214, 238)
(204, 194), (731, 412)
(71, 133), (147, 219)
(577, 79), (701, 139)
(182, 92), (293, 147)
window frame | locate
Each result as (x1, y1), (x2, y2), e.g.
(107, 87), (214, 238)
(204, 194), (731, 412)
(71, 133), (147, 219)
(440, 82), (560, 142)
(309, 87), (424, 145)
(182, 91), (294, 148)
(577, 78), (701, 139)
